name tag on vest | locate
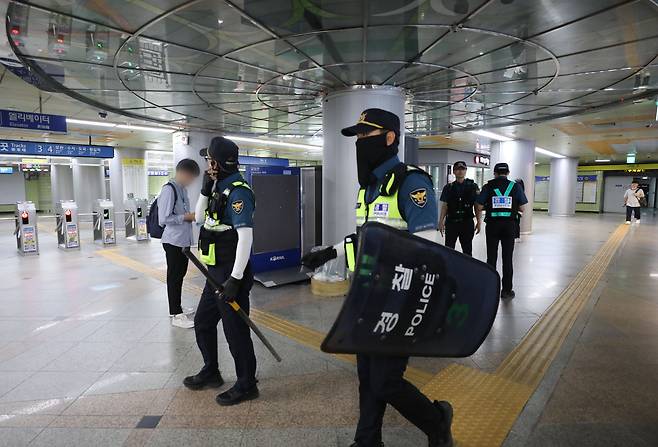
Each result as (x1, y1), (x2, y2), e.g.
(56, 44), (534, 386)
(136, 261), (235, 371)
(492, 196), (512, 209)
(373, 203), (389, 217)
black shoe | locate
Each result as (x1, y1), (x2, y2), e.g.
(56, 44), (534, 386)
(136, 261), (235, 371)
(215, 384), (259, 406)
(183, 370), (224, 390)
(501, 290), (516, 299)
(429, 400), (453, 447)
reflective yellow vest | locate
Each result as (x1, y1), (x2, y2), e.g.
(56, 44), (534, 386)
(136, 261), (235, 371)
(346, 166), (426, 271)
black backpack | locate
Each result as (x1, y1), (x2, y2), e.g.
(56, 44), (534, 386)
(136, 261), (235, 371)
(147, 182), (177, 239)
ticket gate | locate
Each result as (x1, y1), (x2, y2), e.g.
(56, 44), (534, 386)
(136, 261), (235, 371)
(15, 201), (39, 255)
(93, 199), (116, 245)
(55, 200), (80, 250)
(124, 197), (149, 241)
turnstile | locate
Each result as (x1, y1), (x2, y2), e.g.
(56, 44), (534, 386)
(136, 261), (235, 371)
(93, 199), (116, 245)
(55, 200), (80, 250)
(15, 201), (39, 255)
(124, 197), (149, 241)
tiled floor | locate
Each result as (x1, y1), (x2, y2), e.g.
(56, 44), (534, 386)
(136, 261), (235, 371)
(0, 212), (652, 446)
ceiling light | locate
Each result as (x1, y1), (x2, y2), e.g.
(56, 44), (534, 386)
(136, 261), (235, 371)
(225, 135), (322, 151)
(66, 118), (116, 128)
(595, 159), (610, 162)
(535, 147), (565, 158)
(468, 130), (513, 141)
(116, 124), (175, 133)
(626, 153), (636, 163)
(217, 18), (224, 25)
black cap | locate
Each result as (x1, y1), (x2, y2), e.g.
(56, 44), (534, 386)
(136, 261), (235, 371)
(494, 162), (510, 174)
(453, 161), (467, 170)
(206, 136), (239, 169)
(341, 108), (400, 137)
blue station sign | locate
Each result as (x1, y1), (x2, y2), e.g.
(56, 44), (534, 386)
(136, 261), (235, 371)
(0, 139), (114, 158)
(0, 109), (67, 132)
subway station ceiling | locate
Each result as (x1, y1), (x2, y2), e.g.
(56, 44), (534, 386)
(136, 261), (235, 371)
(5, 0), (658, 139)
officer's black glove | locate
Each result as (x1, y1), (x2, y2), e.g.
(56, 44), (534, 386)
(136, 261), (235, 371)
(201, 174), (214, 197)
(301, 246), (337, 270)
(221, 276), (242, 303)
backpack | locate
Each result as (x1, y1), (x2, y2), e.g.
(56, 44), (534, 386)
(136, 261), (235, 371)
(637, 190), (648, 207)
(147, 182), (177, 239)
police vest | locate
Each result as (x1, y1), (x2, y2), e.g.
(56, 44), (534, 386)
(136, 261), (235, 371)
(346, 164), (431, 271)
(445, 179), (478, 223)
(485, 178), (517, 221)
(199, 180), (253, 266)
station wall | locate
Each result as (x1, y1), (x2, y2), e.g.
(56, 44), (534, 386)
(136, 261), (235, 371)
(533, 164), (604, 213)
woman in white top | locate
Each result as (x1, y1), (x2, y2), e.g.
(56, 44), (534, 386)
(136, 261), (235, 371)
(623, 181), (645, 224)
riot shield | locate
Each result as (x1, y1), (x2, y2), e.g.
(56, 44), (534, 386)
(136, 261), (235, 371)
(321, 222), (500, 358)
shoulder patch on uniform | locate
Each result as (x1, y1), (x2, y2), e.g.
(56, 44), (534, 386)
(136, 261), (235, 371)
(231, 200), (244, 214)
(409, 188), (428, 208)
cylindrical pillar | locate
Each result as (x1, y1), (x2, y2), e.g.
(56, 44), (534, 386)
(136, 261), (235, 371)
(72, 159), (104, 215)
(322, 86), (406, 245)
(549, 157), (578, 216)
(110, 148), (147, 229)
(51, 164), (74, 204)
(490, 139), (536, 234)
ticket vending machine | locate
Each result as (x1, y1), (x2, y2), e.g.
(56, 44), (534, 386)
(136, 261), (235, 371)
(93, 199), (116, 245)
(55, 200), (80, 250)
(124, 196), (149, 241)
(15, 201), (39, 255)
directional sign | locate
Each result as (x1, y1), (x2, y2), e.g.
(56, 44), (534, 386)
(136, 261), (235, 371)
(0, 109), (67, 132)
(0, 139), (114, 158)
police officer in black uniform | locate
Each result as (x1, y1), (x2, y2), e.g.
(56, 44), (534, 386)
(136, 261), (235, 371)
(476, 163), (528, 299)
(183, 137), (259, 406)
(439, 161), (481, 256)
(301, 109), (453, 447)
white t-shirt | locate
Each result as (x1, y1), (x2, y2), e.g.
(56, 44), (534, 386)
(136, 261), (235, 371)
(624, 188), (644, 208)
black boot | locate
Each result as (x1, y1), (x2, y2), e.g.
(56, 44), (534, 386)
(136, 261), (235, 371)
(501, 290), (516, 299)
(215, 384), (259, 406)
(183, 370), (224, 390)
(428, 400), (453, 447)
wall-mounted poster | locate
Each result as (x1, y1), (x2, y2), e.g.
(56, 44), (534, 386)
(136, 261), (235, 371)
(577, 175), (597, 203)
(534, 176), (550, 202)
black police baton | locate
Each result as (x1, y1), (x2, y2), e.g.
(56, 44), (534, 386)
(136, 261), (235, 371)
(182, 247), (282, 362)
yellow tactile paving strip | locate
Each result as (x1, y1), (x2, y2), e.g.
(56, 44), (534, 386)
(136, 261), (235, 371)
(421, 223), (629, 446)
(98, 223), (627, 446)
(96, 249), (434, 388)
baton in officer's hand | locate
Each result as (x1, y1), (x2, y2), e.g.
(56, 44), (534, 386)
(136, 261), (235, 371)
(182, 247), (282, 362)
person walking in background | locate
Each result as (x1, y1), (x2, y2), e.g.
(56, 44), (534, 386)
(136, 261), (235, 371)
(439, 161), (481, 256)
(624, 180), (645, 224)
(158, 159), (200, 328)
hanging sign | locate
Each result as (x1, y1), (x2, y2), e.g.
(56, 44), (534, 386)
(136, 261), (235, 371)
(0, 109), (67, 132)
(0, 139), (114, 158)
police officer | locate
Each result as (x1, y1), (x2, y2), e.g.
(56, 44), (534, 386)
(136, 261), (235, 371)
(301, 109), (453, 447)
(476, 163), (528, 299)
(183, 136), (259, 406)
(439, 161), (481, 256)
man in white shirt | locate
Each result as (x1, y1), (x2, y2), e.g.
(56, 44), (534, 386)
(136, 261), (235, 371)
(623, 181), (645, 224)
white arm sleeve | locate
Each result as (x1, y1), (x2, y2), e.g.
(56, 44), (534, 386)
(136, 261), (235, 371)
(231, 227), (253, 280)
(195, 195), (208, 225)
(332, 241), (346, 257)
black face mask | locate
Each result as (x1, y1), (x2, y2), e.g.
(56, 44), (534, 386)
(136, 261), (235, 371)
(355, 133), (398, 188)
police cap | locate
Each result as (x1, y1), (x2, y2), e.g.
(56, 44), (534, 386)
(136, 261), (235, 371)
(493, 162), (510, 175)
(341, 108), (400, 137)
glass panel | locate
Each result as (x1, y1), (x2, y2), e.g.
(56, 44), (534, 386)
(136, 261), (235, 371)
(21, 0), (187, 33)
(115, 38), (216, 76)
(286, 28), (365, 65)
(145, 0), (271, 55)
(465, 0), (627, 38)
(366, 26), (447, 62)
(227, 39), (314, 75)
(420, 29), (514, 69)
(368, 0), (490, 27)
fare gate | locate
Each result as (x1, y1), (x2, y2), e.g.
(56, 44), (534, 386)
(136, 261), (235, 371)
(15, 201), (39, 255)
(93, 199), (116, 245)
(55, 200), (80, 250)
(124, 197), (149, 242)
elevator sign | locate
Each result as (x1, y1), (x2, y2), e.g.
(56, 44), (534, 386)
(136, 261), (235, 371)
(0, 109), (67, 132)
(0, 139), (114, 158)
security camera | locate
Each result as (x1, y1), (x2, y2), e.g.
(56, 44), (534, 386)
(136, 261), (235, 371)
(98, 111), (108, 119)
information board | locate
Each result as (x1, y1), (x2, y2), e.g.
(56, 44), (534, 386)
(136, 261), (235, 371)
(576, 175), (598, 204)
(0, 139), (114, 158)
(534, 176), (550, 202)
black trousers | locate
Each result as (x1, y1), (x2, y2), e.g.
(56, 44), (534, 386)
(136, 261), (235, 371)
(194, 262), (257, 391)
(626, 206), (641, 221)
(485, 220), (516, 292)
(445, 220), (475, 256)
(163, 243), (189, 315)
(354, 354), (441, 446)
